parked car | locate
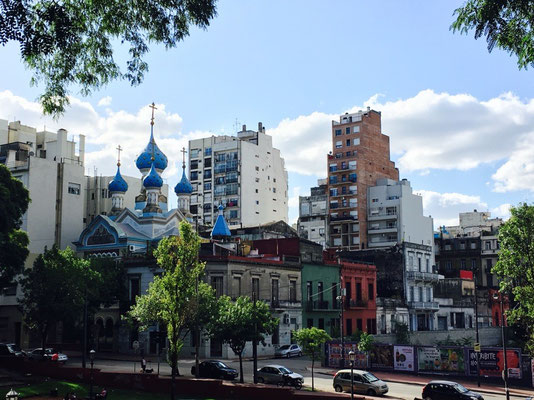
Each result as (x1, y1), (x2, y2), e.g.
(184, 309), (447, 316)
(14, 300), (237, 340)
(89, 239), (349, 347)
(0, 343), (25, 358)
(256, 364), (304, 387)
(190, 360), (238, 380)
(422, 380), (484, 400)
(333, 369), (389, 396)
(274, 344), (302, 358)
(28, 348), (68, 363)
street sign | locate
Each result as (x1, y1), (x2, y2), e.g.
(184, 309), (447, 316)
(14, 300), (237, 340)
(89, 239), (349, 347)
(474, 343), (481, 352)
(133, 340), (140, 350)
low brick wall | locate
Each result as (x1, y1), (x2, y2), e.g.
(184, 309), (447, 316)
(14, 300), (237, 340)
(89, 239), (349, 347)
(6, 359), (355, 400)
(374, 326), (502, 346)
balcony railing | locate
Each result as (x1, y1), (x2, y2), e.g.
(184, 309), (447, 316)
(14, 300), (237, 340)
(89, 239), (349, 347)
(271, 300), (302, 309)
(407, 301), (439, 311)
(406, 271), (441, 282)
(347, 299), (368, 308)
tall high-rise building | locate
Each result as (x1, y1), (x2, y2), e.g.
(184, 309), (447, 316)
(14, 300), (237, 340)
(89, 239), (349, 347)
(189, 123), (288, 228)
(327, 109), (398, 250)
(298, 178), (328, 248)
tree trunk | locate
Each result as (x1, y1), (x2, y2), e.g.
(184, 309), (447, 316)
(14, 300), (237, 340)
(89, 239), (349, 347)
(238, 352), (244, 383)
(311, 356), (315, 391)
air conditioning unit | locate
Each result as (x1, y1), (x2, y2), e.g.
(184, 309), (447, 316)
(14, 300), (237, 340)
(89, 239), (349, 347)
(283, 314), (290, 325)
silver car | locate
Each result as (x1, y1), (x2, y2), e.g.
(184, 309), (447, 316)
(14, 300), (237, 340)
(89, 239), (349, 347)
(333, 369), (388, 396)
(257, 364), (304, 385)
(29, 348), (68, 363)
(274, 344), (302, 358)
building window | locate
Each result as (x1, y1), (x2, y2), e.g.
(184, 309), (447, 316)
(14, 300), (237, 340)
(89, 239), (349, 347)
(234, 276), (241, 297)
(271, 279), (279, 305)
(204, 147), (212, 156)
(68, 182), (81, 195)
(418, 257), (422, 272)
(485, 241), (491, 250)
(190, 171), (198, 181)
(419, 286), (423, 302)
(368, 283), (374, 300)
(128, 276), (140, 303)
(251, 277), (260, 299)
(461, 259), (466, 269)
(211, 276), (223, 298)
(353, 138), (360, 146)
(426, 258), (430, 272)
(289, 280), (297, 302)
(190, 160), (198, 170)
(346, 319), (352, 335)
(357, 318), (363, 332)
(318, 282), (323, 301)
(346, 139), (350, 146)
(335, 129), (342, 136)
(307, 319), (313, 328)
(306, 281), (313, 301)
(335, 141), (342, 148)
(409, 286), (414, 301)
(203, 170), (211, 179)
(318, 318), (325, 330)
(446, 261), (452, 271)
(204, 158), (212, 168)
(204, 182), (211, 191)
(471, 259), (477, 269)
(345, 127), (350, 134)
(353, 126), (360, 133)
(426, 287), (432, 301)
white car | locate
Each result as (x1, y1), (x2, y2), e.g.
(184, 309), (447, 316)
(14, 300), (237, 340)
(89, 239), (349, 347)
(29, 348), (68, 363)
(274, 344), (302, 358)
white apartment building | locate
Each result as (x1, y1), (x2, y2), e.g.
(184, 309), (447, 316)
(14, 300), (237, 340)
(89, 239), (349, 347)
(367, 178), (440, 331)
(298, 179), (328, 248)
(0, 120), (85, 345)
(189, 123), (288, 228)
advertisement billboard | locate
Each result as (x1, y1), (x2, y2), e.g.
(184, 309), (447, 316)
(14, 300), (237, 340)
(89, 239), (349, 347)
(393, 345), (415, 371)
(468, 348), (522, 379)
(417, 347), (464, 374)
(370, 344), (394, 369)
(326, 342), (367, 368)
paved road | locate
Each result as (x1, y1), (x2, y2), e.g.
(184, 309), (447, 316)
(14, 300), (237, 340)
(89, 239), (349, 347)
(67, 356), (527, 400)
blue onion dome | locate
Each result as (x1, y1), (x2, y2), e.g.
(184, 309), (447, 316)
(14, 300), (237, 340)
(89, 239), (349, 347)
(136, 131), (168, 171)
(174, 169), (193, 195)
(108, 166), (128, 193)
(143, 163), (163, 188)
(211, 204), (231, 238)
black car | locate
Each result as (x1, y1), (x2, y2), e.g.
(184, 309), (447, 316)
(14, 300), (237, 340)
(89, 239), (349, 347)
(422, 380), (484, 400)
(191, 360), (238, 380)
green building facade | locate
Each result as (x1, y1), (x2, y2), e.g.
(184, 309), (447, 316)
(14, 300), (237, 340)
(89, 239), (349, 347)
(301, 262), (341, 337)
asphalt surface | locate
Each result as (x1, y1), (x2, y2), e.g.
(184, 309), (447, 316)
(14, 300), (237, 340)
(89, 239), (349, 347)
(62, 355), (532, 400)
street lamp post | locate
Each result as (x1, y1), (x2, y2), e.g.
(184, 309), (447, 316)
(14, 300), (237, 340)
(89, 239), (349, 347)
(348, 350), (355, 400)
(493, 292), (510, 400)
(89, 349), (95, 400)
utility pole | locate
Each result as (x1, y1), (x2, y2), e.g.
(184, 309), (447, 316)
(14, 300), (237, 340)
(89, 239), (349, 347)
(253, 288), (258, 384)
(474, 270), (481, 387)
(82, 288), (88, 369)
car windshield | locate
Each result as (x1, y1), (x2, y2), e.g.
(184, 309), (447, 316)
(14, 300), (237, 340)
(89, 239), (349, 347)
(363, 372), (379, 382)
(9, 345), (22, 352)
(454, 384), (469, 393)
(279, 367), (292, 374)
(278, 345), (290, 350)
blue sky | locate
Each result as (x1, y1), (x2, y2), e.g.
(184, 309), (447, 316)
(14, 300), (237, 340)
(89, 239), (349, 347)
(1, 0), (533, 227)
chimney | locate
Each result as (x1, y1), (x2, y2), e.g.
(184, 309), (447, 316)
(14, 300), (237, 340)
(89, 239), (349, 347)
(258, 122), (263, 132)
(79, 134), (85, 166)
(242, 124), (246, 131)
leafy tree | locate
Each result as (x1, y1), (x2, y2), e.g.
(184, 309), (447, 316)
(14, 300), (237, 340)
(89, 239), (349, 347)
(207, 295), (278, 383)
(19, 246), (98, 354)
(493, 202), (534, 355)
(357, 332), (374, 370)
(0, 0), (218, 116)
(0, 164), (30, 288)
(394, 321), (410, 345)
(293, 327), (331, 391)
(127, 221), (214, 400)
(451, 0), (534, 69)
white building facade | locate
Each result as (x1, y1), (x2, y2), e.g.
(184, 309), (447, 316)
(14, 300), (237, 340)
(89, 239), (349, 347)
(297, 179), (328, 248)
(188, 123), (288, 228)
(0, 120), (85, 345)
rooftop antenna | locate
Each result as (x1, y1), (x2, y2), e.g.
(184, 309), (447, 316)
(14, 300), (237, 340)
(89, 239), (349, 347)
(233, 117), (240, 133)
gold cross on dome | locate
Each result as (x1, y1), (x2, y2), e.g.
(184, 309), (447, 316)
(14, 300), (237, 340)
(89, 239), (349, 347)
(116, 145), (123, 166)
(149, 102), (157, 126)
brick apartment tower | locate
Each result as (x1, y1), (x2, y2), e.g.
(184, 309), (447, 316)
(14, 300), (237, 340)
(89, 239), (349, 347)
(327, 108), (398, 250)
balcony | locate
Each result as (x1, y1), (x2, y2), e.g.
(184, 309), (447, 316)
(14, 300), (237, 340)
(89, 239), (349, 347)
(406, 271), (442, 282)
(368, 226), (397, 234)
(330, 215), (358, 222)
(368, 212), (398, 221)
(347, 299), (368, 308)
(271, 300), (302, 310)
(407, 301), (439, 311)
(368, 238), (397, 248)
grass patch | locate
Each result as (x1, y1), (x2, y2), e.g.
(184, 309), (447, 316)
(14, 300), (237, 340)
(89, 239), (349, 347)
(0, 379), (220, 399)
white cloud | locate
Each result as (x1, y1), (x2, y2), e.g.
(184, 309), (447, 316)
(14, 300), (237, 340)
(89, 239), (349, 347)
(491, 203), (512, 220)
(97, 96), (112, 107)
(267, 90), (534, 194)
(287, 186), (302, 225)
(417, 189), (488, 229)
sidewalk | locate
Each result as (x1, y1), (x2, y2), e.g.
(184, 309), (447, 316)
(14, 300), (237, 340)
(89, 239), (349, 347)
(312, 366), (534, 398)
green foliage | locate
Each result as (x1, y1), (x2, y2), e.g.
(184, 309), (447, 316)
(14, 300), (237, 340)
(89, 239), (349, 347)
(493, 203), (534, 355)
(293, 327), (331, 391)
(207, 295), (277, 383)
(0, 164), (29, 288)
(435, 335), (473, 347)
(357, 331), (374, 353)
(88, 257), (128, 311)
(451, 0), (534, 69)
(0, 0), (218, 116)
(349, 329), (363, 343)
(394, 321), (410, 345)
(19, 246), (97, 349)
(127, 221), (214, 375)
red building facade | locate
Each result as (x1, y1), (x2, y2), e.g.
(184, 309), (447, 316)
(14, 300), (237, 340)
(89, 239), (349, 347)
(340, 261), (377, 335)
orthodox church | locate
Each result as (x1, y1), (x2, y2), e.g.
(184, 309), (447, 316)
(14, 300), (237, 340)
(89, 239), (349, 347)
(74, 104), (199, 353)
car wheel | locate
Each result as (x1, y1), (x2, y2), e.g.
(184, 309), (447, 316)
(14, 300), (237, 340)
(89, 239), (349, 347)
(298, 351), (302, 357)
(257, 377), (264, 384)
(287, 352), (291, 358)
(334, 385), (343, 393)
(367, 389), (376, 396)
